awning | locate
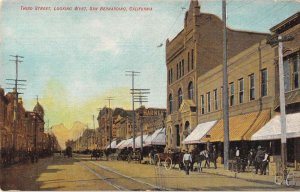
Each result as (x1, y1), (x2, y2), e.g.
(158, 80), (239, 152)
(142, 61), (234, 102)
(201, 110), (270, 142)
(116, 140), (126, 149)
(151, 128), (166, 145)
(183, 120), (217, 144)
(144, 128), (166, 146)
(106, 140), (117, 149)
(251, 112), (300, 140)
(133, 135), (149, 148)
(123, 138), (133, 148)
(116, 138), (132, 149)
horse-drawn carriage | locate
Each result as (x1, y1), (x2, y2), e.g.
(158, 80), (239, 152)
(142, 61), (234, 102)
(153, 152), (184, 170)
(90, 149), (103, 160)
(127, 151), (142, 163)
(64, 146), (72, 158)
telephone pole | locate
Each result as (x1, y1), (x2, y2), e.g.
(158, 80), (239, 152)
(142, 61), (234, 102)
(222, 0), (230, 170)
(6, 55), (26, 151)
(132, 88), (150, 158)
(105, 97), (115, 149)
(125, 71), (140, 152)
(267, 34), (294, 172)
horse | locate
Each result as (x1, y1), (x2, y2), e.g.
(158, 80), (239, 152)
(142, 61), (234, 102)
(191, 149), (210, 172)
(91, 149), (102, 160)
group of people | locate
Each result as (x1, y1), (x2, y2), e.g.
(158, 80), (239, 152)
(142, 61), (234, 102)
(182, 145), (270, 175)
(233, 145), (270, 175)
(182, 146), (218, 175)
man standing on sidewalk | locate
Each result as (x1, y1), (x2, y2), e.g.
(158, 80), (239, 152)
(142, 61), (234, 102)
(183, 150), (192, 175)
(211, 145), (218, 169)
(255, 146), (264, 174)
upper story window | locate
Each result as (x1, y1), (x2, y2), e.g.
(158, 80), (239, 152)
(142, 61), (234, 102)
(239, 78), (244, 104)
(177, 63), (179, 80)
(182, 59), (184, 76)
(261, 69), (268, 97)
(207, 92), (211, 113)
(168, 70), (171, 85)
(201, 95), (205, 114)
(249, 74), (255, 101)
(191, 49), (194, 70)
(220, 86), (223, 109)
(188, 81), (194, 100)
(214, 89), (218, 111)
(171, 68), (173, 84)
(229, 82), (234, 106)
(292, 54), (299, 89)
(178, 88), (183, 109)
(169, 94), (173, 114)
(188, 52), (190, 72)
(179, 62), (182, 78)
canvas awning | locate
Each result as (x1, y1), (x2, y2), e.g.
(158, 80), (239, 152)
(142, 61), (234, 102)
(183, 120), (217, 144)
(116, 140), (126, 149)
(116, 138), (132, 149)
(106, 140), (117, 149)
(251, 112), (300, 140)
(132, 135), (149, 148)
(151, 128), (166, 145)
(144, 128), (166, 146)
(201, 110), (270, 142)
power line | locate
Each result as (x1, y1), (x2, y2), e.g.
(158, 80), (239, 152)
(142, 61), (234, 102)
(125, 70), (140, 152)
(6, 55), (26, 151)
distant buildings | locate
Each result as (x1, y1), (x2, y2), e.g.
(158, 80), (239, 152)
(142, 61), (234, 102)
(71, 106), (166, 151)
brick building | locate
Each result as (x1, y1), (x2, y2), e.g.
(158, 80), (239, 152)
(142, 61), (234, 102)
(0, 88), (58, 165)
(166, 0), (268, 150)
(182, 11), (300, 168)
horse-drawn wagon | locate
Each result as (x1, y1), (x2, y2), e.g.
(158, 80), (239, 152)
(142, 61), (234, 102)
(153, 152), (184, 170)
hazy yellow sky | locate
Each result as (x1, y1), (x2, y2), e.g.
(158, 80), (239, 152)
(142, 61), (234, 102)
(27, 79), (132, 128)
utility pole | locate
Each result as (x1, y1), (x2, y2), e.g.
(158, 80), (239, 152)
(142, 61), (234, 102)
(222, 0), (230, 170)
(92, 114), (96, 148)
(105, 97), (115, 149)
(267, 34), (294, 172)
(6, 55), (26, 152)
(133, 88), (150, 159)
(125, 71), (140, 152)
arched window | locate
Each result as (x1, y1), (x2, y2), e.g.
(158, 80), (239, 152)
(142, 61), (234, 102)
(188, 81), (194, 99)
(169, 94), (173, 114)
(178, 88), (183, 108)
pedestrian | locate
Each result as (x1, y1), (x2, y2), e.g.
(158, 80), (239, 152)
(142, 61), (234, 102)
(182, 150), (192, 175)
(261, 150), (269, 175)
(247, 148), (255, 168)
(211, 145), (217, 169)
(235, 147), (240, 172)
(254, 146), (264, 174)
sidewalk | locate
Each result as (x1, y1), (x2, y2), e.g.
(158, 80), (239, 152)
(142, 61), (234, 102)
(200, 163), (300, 187)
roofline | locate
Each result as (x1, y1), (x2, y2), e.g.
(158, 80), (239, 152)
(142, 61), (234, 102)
(201, 12), (270, 35)
(166, 11), (269, 47)
(270, 12), (299, 32)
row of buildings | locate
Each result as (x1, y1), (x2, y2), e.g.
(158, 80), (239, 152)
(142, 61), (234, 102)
(68, 106), (166, 151)
(69, 1), (299, 168)
(0, 88), (59, 164)
(165, 1), (299, 166)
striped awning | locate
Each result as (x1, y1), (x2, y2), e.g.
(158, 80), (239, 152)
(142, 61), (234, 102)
(201, 110), (270, 142)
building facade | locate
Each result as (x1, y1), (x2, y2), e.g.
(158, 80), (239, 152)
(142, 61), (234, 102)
(166, 0), (268, 150)
(0, 88), (58, 165)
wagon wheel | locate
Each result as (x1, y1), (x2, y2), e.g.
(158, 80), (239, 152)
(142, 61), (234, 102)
(154, 154), (160, 166)
(164, 157), (172, 170)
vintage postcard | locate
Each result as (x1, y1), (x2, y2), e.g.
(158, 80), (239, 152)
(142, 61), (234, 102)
(0, 0), (300, 191)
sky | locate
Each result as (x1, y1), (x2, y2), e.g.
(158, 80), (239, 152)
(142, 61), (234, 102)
(0, 0), (299, 129)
